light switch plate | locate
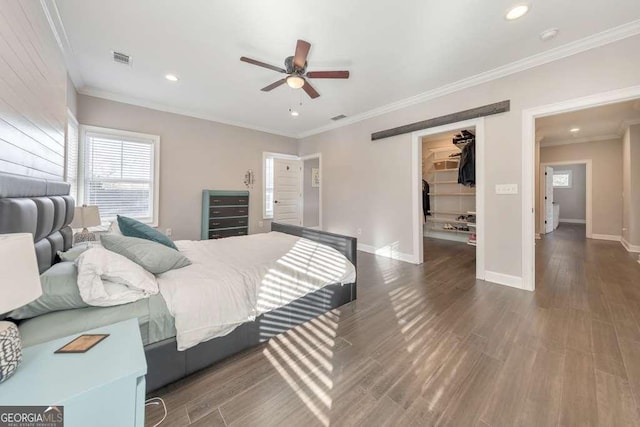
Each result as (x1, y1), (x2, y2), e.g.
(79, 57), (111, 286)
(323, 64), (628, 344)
(496, 184), (518, 195)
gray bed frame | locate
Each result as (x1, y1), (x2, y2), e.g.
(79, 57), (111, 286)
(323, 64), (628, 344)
(0, 173), (357, 392)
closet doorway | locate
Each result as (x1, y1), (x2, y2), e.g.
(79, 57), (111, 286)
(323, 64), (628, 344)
(411, 118), (485, 280)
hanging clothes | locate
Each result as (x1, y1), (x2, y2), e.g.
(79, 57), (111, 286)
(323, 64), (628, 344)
(422, 179), (430, 219)
(457, 140), (475, 187)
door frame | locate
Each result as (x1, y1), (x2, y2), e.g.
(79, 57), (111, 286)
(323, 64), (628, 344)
(522, 84), (640, 291)
(411, 117), (485, 281)
(301, 153), (323, 229)
(539, 160), (593, 238)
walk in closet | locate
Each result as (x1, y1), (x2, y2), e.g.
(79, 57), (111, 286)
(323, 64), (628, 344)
(422, 129), (477, 247)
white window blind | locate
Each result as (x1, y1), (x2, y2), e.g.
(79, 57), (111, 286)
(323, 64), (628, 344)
(82, 129), (158, 224)
(553, 170), (572, 188)
(65, 113), (79, 200)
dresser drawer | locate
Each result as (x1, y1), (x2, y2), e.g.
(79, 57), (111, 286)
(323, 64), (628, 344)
(209, 228), (248, 239)
(209, 217), (248, 229)
(210, 206), (248, 217)
(210, 195), (249, 206)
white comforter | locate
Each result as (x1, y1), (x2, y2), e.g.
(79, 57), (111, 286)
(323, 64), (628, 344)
(158, 232), (356, 350)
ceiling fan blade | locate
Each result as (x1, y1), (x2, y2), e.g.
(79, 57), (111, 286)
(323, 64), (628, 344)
(261, 79), (287, 92)
(302, 79), (320, 99)
(293, 40), (311, 69)
(240, 57), (286, 74)
(306, 71), (350, 79)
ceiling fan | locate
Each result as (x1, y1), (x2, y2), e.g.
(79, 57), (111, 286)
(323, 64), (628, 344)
(240, 39), (349, 99)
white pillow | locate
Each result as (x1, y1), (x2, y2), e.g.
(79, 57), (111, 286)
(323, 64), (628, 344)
(76, 247), (158, 307)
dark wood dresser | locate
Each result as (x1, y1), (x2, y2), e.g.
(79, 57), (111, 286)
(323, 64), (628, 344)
(201, 190), (249, 239)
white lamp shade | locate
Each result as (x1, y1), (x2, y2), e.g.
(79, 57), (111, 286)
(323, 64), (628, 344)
(70, 205), (101, 229)
(0, 233), (42, 314)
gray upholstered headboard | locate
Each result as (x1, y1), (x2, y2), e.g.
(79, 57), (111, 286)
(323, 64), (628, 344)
(0, 172), (74, 273)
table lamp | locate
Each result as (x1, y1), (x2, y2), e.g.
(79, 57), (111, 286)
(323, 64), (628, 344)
(70, 205), (101, 243)
(0, 233), (42, 383)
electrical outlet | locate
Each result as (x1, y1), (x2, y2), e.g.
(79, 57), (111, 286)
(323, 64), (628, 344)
(356, 228), (362, 236)
(258, 221), (264, 228)
(165, 228), (172, 237)
(495, 184), (518, 195)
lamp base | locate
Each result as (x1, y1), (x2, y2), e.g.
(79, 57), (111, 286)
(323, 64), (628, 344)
(74, 228), (97, 244)
(0, 321), (22, 383)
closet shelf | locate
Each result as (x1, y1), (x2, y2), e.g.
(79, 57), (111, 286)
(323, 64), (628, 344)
(428, 193), (475, 196)
(430, 181), (459, 184)
(426, 218), (468, 225)
(427, 210), (468, 216)
(431, 168), (459, 173)
(427, 227), (474, 235)
(467, 223), (476, 228)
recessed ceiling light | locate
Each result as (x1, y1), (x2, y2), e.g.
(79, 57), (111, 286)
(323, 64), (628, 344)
(570, 127), (580, 133)
(505, 4), (530, 21)
(165, 74), (179, 82)
(540, 28), (559, 41)
(290, 110), (299, 117)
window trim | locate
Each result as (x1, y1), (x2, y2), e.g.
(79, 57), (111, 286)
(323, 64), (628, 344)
(262, 151), (299, 220)
(79, 125), (161, 226)
(64, 109), (79, 201)
(552, 169), (573, 189)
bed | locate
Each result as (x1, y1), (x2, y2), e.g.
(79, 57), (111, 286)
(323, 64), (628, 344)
(0, 172), (357, 392)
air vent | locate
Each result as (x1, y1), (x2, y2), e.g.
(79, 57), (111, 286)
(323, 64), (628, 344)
(331, 114), (347, 121)
(112, 51), (131, 65)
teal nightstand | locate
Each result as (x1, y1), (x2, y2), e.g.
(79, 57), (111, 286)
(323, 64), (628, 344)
(0, 319), (147, 427)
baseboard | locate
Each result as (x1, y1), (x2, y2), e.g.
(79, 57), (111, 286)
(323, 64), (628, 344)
(621, 238), (640, 253)
(559, 219), (586, 224)
(357, 243), (418, 264)
(484, 271), (525, 290)
(591, 234), (622, 242)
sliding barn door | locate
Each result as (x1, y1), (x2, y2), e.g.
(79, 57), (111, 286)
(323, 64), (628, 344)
(273, 158), (302, 226)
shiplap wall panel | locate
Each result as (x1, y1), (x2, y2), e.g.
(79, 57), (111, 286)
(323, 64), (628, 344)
(0, 0), (67, 180)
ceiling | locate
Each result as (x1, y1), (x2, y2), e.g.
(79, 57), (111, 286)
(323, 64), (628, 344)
(537, 99), (640, 146)
(54, 0), (640, 138)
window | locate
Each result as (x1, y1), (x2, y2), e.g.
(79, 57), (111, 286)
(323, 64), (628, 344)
(552, 170), (572, 188)
(65, 110), (79, 201)
(264, 156), (274, 218)
(263, 152), (299, 219)
(80, 126), (160, 225)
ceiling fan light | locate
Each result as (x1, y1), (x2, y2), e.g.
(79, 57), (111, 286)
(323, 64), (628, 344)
(286, 75), (305, 89)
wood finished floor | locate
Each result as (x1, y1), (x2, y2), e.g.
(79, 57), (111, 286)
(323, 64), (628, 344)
(146, 224), (640, 426)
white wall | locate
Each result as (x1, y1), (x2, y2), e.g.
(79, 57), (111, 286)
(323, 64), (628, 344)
(0, 1), (67, 180)
(77, 95), (297, 240)
(553, 164), (586, 222)
(539, 139), (623, 237)
(299, 35), (640, 279)
(622, 124), (640, 247)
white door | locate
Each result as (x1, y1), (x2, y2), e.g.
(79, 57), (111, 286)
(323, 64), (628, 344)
(273, 158), (302, 226)
(544, 166), (554, 233)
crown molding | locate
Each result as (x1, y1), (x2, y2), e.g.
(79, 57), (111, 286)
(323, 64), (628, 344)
(618, 117), (640, 135)
(539, 134), (620, 147)
(40, 0), (84, 89)
(78, 87), (297, 139)
(298, 19), (640, 139)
